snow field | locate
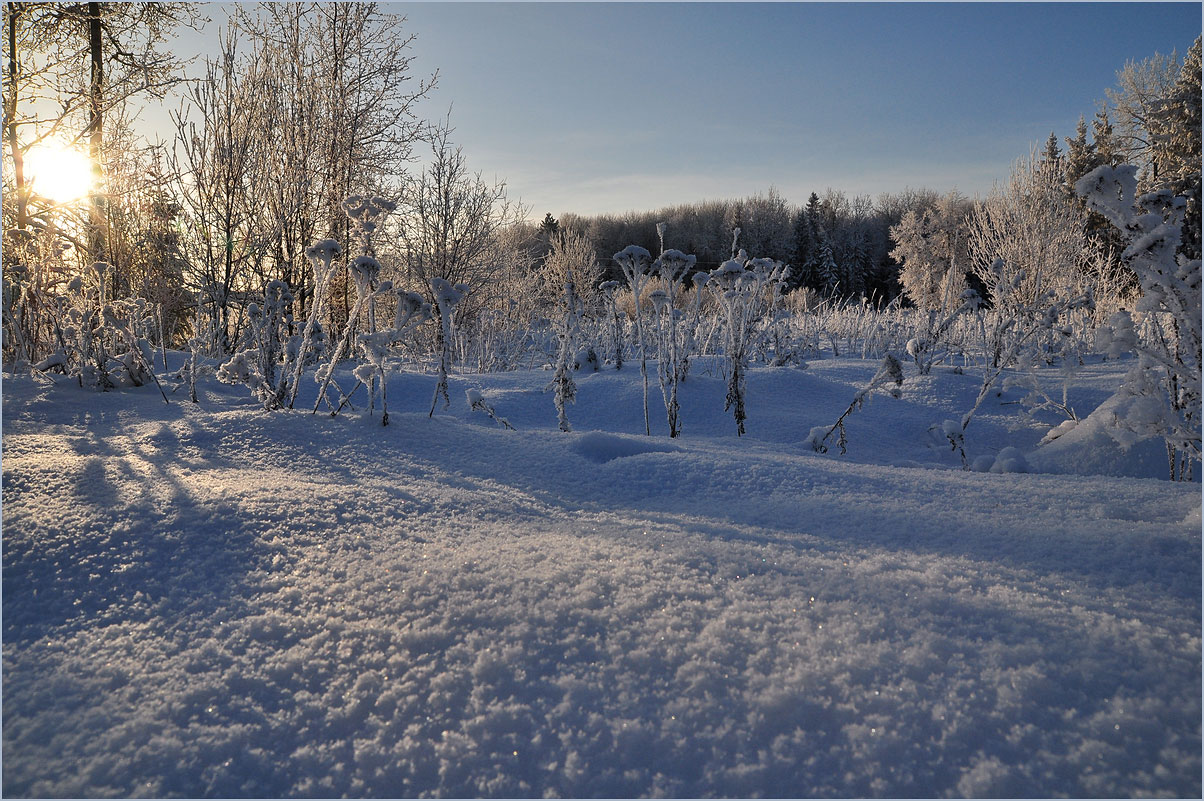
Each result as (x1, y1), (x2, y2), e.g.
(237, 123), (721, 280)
(2, 355), (1200, 796)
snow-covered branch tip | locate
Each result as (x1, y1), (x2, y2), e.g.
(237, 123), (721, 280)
(807, 354), (904, 455)
(466, 388), (515, 430)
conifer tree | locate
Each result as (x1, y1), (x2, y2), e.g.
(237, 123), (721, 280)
(1092, 108), (1120, 168)
(1150, 35), (1201, 260)
(1040, 130), (1062, 165)
(1063, 115), (1098, 196)
(790, 205), (817, 291)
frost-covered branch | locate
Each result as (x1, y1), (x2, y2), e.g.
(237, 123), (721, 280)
(807, 354), (903, 455)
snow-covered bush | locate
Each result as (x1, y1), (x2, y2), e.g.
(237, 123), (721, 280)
(807, 354), (904, 455)
(906, 288), (981, 375)
(549, 278), (582, 432)
(218, 279), (295, 410)
(600, 280), (624, 369)
(937, 285), (1094, 468)
(1075, 163), (1201, 479)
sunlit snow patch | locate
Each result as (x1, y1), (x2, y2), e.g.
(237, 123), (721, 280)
(571, 431), (679, 463)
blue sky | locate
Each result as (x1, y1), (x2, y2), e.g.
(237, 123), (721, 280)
(161, 2), (1200, 217)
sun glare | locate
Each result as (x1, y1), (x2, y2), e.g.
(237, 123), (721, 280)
(24, 141), (94, 205)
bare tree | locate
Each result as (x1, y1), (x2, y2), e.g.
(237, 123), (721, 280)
(393, 124), (519, 324)
(968, 154), (1091, 314)
(2, 2), (202, 255)
(234, 2), (436, 325)
(169, 27), (265, 352)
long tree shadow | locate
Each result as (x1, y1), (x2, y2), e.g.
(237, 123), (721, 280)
(3, 416), (273, 644)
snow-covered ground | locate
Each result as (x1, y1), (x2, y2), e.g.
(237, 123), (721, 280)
(3, 353), (1200, 797)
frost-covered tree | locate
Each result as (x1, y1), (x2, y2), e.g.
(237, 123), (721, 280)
(889, 192), (972, 312)
(170, 26), (265, 353)
(968, 155), (1092, 315)
(1147, 35), (1202, 261)
(394, 125), (518, 311)
(1076, 163), (1201, 479)
(234, 2), (435, 328)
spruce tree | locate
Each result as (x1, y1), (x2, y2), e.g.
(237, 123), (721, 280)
(1063, 115), (1098, 197)
(1151, 35), (1201, 260)
(815, 231), (840, 297)
(1040, 130), (1062, 165)
(790, 206), (817, 290)
(1092, 108), (1119, 168)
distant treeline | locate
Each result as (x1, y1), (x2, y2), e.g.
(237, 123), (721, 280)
(550, 187), (951, 303)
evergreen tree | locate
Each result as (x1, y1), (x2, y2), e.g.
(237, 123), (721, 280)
(798, 193), (825, 291)
(790, 205), (817, 290)
(1092, 107), (1120, 167)
(1063, 115), (1098, 196)
(1150, 35), (1201, 260)
(815, 230), (840, 296)
(1040, 130), (1062, 165)
(539, 212), (560, 238)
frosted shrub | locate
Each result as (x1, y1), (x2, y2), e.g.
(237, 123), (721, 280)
(549, 278), (582, 432)
(807, 354), (904, 455)
(756, 259), (795, 366)
(1076, 163), (1201, 479)
(708, 253), (786, 435)
(936, 285), (1094, 468)
(42, 263), (167, 401)
(613, 244), (653, 434)
(906, 288), (981, 375)
(218, 279), (295, 410)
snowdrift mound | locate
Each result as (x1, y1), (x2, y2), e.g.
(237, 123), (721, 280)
(571, 431), (679, 463)
(1027, 390), (1189, 480)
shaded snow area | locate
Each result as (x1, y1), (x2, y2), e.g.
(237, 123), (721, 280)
(2, 354), (1200, 797)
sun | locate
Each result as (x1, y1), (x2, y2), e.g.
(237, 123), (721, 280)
(24, 141), (94, 205)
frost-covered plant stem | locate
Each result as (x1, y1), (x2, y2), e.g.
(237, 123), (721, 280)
(651, 247), (696, 438)
(707, 254), (785, 436)
(550, 278), (581, 432)
(614, 245), (652, 434)
(430, 278), (465, 417)
(466, 388), (515, 430)
(808, 354), (904, 455)
(289, 239), (342, 408)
